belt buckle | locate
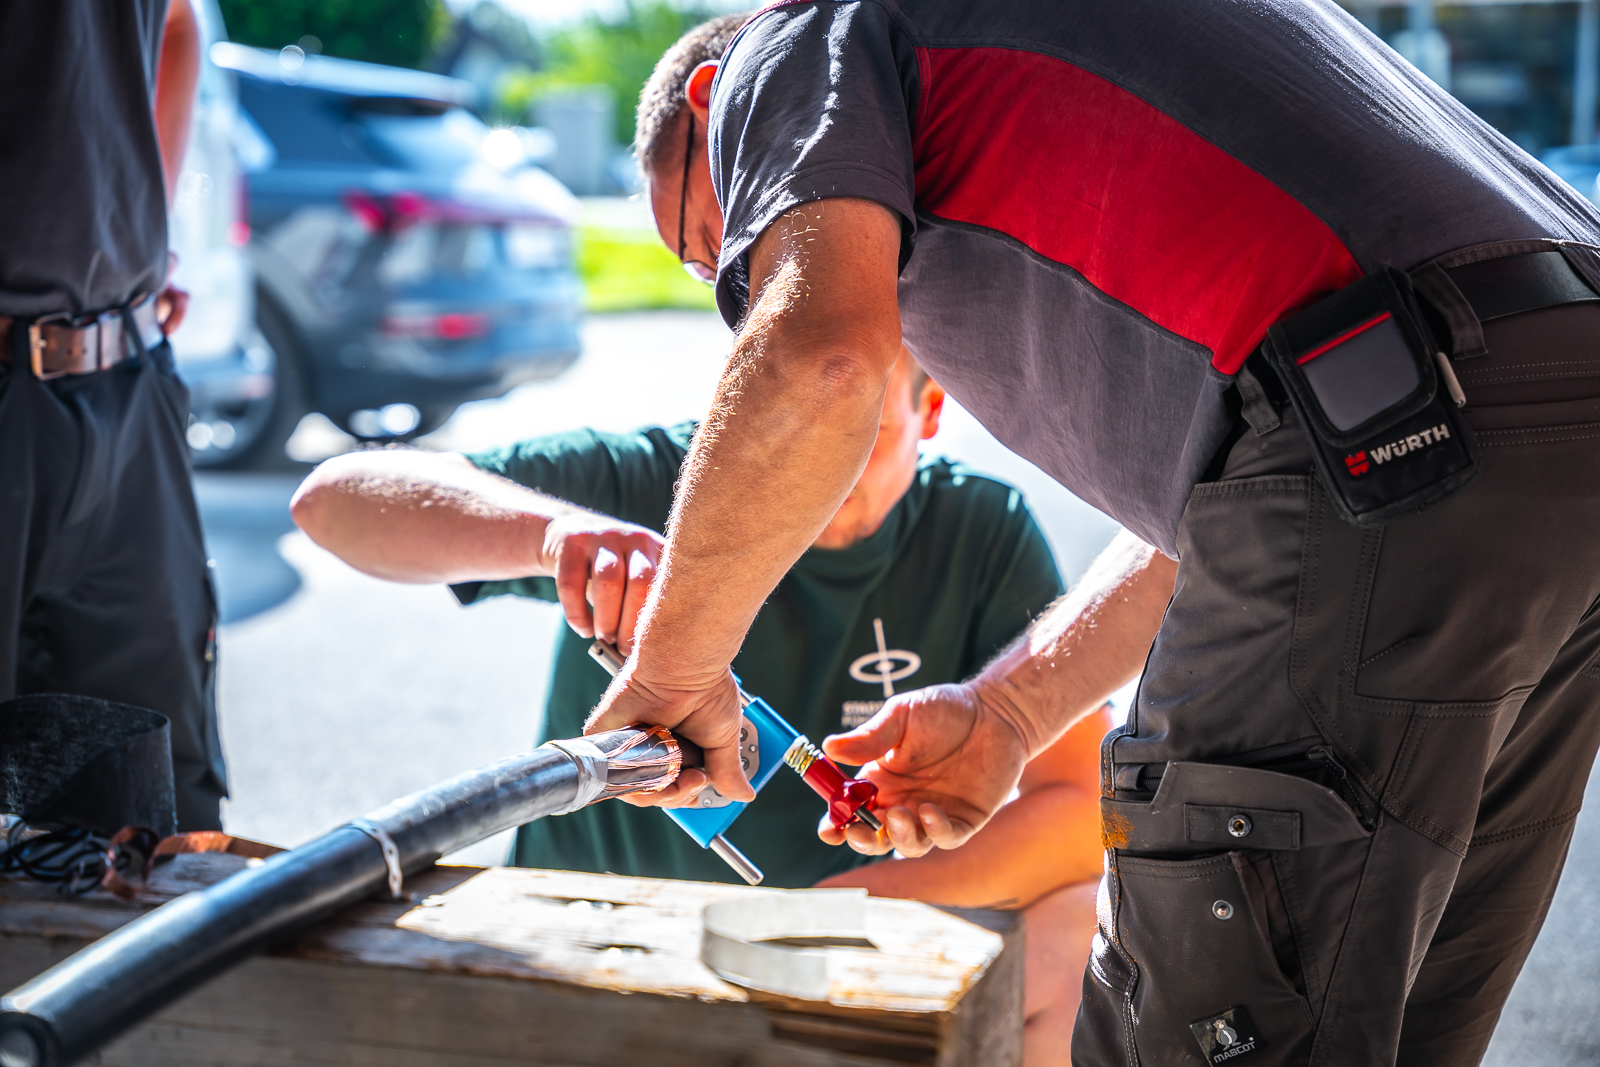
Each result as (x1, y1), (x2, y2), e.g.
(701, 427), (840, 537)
(27, 312), (73, 381)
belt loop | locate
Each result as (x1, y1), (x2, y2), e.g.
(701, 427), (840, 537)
(1410, 260), (1487, 361)
(120, 294), (152, 363)
(1556, 241), (1600, 299)
(1235, 358), (1281, 437)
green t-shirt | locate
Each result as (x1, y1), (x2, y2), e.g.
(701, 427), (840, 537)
(455, 423), (1064, 888)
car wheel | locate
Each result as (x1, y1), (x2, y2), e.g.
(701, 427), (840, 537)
(189, 302), (308, 471)
(340, 401), (458, 443)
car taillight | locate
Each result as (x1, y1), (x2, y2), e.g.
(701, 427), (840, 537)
(380, 311), (491, 340)
(229, 174), (251, 246)
(343, 189), (567, 233)
(345, 190), (389, 232)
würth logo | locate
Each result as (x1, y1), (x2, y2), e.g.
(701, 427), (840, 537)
(1345, 424), (1451, 478)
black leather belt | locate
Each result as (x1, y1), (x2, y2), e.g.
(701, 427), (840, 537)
(1445, 248), (1600, 321)
(1414, 239), (1600, 361)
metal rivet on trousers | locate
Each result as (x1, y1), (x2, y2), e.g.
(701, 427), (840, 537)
(1228, 814), (1253, 838)
(1213, 900), (1234, 920)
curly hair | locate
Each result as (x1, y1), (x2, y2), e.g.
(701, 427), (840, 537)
(634, 12), (749, 175)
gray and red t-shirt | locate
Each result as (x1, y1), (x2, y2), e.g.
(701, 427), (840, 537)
(708, 0), (1600, 555)
(0, 0), (169, 317)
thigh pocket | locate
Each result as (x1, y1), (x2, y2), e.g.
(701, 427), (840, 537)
(1088, 852), (1314, 1067)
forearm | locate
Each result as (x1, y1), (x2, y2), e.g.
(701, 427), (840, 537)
(290, 450), (580, 583)
(154, 0), (200, 207)
(631, 200), (903, 685)
(978, 532), (1176, 758)
(816, 784), (1103, 909)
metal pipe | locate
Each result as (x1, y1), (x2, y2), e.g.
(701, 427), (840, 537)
(0, 725), (680, 1067)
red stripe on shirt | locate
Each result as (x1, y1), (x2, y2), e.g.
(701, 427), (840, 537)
(1297, 312), (1392, 364)
(911, 47), (1363, 375)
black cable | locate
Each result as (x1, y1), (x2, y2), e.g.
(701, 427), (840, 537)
(0, 821), (109, 897)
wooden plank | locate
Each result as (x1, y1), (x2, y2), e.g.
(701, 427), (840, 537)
(1, 862), (1022, 1067)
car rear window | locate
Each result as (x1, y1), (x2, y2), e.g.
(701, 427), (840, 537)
(359, 108), (489, 175)
(238, 80), (387, 168)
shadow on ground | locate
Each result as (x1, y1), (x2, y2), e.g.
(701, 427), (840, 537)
(194, 471), (308, 623)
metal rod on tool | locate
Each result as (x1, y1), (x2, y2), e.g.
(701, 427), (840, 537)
(0, 725), (682, 1067)
(708, 835), (764, 885)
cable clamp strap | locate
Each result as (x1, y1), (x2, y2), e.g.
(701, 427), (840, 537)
(350, 819), (403, 900)
(542, 738), (609, 813)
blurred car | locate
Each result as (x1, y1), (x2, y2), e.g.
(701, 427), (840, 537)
(1539, 144), (1600, 207)
(166, 0), (271, 469)
(205, 42), (583, 467)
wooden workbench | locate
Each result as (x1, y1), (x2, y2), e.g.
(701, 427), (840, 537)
(0, 856), (1022, 1066)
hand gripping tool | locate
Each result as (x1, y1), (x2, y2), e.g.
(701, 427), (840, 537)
(588, 641), (881, 885)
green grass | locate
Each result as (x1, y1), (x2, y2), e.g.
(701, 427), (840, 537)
(576, 225), (719, 313)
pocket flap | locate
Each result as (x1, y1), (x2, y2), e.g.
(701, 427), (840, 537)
(1104, 761), (1371, 853)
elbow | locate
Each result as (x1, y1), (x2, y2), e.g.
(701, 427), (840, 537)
(289, 462), (344, 546)
(767, 326), (902, 414)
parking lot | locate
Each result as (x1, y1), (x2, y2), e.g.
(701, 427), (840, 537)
(201, 310), (1598, 1066)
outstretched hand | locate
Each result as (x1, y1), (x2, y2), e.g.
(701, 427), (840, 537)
(817, 683), (1031, 857)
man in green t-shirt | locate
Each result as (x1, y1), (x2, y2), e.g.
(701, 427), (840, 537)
(293, 352), (1109, 1059)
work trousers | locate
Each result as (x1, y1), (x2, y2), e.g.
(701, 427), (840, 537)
(1076, 302), (1600, 1066)
(0, 344), (224, 830)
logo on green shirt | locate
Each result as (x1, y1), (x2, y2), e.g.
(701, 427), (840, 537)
(843, 618), (921, 728)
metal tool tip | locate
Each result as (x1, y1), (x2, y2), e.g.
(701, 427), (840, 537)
(709, 833), (764, 886)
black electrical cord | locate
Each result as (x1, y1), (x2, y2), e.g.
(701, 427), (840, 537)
(0, 822), (107, 897)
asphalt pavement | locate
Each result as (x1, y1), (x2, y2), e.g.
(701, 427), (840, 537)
(199, 309), (1597, 1063)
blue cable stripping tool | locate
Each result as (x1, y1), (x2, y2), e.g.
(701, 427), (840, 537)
(588, 640), (883, 885)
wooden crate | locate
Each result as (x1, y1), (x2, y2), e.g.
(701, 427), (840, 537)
(0, 857), (1022, 1066)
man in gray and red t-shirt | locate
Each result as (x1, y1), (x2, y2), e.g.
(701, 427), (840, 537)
(590, 7), (1600, 1064)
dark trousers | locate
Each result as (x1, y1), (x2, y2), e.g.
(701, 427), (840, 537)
(1076, 303), (1600, 1066)
(0, 344), (224, 830)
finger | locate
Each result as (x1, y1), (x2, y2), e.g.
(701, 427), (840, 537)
(588, 546), (625, 643)
(916, 803), (967, 849)
(703, 735), (755, 802)
(842, 819), (893, 855)
(881, 805), (934, 857)
(616, 549), (655, 655)
(822, 706), (907, 767)
(167, 289), (189, 333)
(616, 768), (707, 807)
(816, 814), (848, 847)
(554, 543), (597, 638)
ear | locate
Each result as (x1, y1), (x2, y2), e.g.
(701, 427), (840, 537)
(685, 61), (719, 120)
(919, 382), (946, 440)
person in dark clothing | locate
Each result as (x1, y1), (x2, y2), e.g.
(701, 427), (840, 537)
(583, 6), (1600, 1065)
(0, 0), (225, 830)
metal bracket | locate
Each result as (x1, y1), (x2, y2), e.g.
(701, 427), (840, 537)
(350, 819), (403, 900)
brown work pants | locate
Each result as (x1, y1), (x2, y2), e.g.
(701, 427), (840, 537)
(1076, 303), (1600, 1066)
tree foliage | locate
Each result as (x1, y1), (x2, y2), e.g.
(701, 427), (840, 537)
(217, 0), (451, 70)
(503, 1), (717, 144)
